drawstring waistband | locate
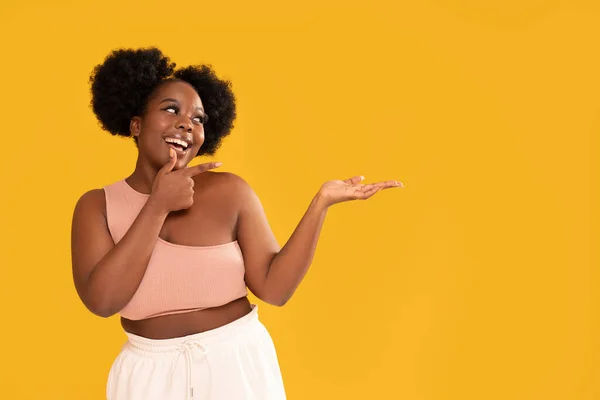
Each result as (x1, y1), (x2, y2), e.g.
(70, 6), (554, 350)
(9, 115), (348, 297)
(176, 341), (209, 400)
(123, 305), (259, 399)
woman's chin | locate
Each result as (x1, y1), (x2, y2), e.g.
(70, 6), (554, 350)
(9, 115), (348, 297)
(172, 162), (187, 171)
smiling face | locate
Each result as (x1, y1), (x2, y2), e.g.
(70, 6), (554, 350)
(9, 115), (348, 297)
(130, 80), (207, 171)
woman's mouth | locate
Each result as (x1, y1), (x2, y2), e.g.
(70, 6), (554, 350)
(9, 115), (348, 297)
(164, 137), (190, 155)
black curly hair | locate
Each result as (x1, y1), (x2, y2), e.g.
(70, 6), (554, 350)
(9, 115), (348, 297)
(89, 47), (236, 156)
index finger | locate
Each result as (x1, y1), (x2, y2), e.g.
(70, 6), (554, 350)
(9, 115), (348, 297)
(182, 162), (223, 177)
(371, 180), (404, 189)
(374, 180), (403, 188)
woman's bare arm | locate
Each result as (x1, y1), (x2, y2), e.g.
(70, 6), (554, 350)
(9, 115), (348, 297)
(237, 174), (401, 306)
(71, 189), (168, 317)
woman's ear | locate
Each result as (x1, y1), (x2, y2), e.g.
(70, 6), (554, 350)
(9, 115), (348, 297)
(130, 116), (141, 138)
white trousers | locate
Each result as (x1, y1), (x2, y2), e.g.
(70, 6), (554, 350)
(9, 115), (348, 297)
(106, 305), (286, 400)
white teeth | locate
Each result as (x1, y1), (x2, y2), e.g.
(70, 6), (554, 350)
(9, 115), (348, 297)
(164, 137), (189, 149)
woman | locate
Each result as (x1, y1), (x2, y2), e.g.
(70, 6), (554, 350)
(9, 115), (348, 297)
(71, 47), (403, 400)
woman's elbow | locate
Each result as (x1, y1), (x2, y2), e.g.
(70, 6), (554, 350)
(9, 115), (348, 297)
(85, 298), (120, 318)
(78, 289), (120, 318)
(93, 305), (118, 318)
(248, 279), (292, 307)
(258, 290), (292, 307)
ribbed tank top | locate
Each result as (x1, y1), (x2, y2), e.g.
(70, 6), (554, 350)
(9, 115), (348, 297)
(103, 179), (248, 321)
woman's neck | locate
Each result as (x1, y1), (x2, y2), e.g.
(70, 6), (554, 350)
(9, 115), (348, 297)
(125, 156), (159, 195)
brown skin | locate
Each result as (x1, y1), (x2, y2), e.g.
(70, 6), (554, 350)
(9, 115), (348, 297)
(71, 80), (403, 340)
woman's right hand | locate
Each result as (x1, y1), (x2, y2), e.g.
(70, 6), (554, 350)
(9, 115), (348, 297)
(150, 148), (222, 214)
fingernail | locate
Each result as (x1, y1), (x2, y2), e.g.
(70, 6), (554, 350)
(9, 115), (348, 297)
(215, 162), (223, 167)
(360, 176), (365, 181)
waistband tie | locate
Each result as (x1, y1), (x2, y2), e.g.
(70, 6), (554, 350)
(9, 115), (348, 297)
(175, 341), (210, 400)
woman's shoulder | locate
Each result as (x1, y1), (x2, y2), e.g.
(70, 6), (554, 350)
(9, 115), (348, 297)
(197, 171), (253, 193)
(76, 178), (123, 202)
(73, 187), (107, 217)
(192, 171), (255, 216)
(76, 178), (125, 204)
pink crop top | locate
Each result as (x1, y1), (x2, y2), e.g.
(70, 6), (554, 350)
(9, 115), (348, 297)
(103, 179), (248, 321)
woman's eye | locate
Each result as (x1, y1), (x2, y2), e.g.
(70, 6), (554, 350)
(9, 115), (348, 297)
(165, 107), (177, 114)
(193, 116), (204, 124)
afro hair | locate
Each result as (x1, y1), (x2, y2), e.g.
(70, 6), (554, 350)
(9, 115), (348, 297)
(89, 47), (236, 156)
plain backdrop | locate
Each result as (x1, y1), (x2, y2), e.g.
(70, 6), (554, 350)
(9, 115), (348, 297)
(0, 0), (597, 399)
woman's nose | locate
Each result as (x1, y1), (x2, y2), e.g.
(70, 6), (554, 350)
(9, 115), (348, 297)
(176, 118), (193, 132)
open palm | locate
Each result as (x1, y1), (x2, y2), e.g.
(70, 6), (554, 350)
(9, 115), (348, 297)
(319, 176), (403, 206)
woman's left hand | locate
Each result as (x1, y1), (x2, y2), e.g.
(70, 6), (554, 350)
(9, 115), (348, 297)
(317, 176), (404, 207)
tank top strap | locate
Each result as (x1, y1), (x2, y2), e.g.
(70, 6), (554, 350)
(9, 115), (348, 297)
(103, 180), (148, 244)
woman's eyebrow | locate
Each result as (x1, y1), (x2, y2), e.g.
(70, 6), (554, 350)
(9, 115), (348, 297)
(160, 98), (204, 113)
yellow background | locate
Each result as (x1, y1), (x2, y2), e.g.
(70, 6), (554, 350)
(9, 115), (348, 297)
(0, 0), (597, 399)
